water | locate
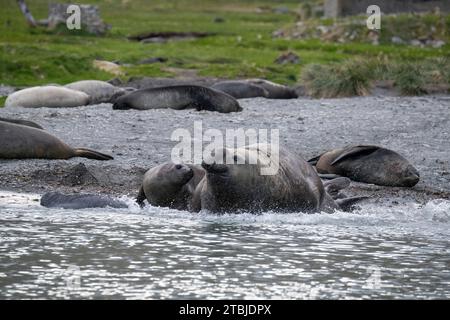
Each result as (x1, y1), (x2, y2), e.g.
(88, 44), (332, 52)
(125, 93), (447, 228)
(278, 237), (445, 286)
(0, 191), (449, 299)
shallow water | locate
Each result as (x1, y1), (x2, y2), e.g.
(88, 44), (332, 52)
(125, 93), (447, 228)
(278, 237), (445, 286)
(0, 191), (449, 299)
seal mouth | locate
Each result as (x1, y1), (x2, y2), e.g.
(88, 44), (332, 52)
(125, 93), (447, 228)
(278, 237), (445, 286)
(202, 161), (228, 174)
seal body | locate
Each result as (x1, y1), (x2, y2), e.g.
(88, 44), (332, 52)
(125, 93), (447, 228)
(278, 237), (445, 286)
(0, 117), (44, 129)
(192, 144), (339, 213)
(136, 162), (205, 210)
(112, 85), (242, 113)
(211, 81), (269, 99)
(309, 145), (420, 187)
(0, 121), (113, 160)
(64, 80), (127, 104)
(246, 79), (298, 99)
(5, 86), (90, 108)
(41, 192), (127, 209)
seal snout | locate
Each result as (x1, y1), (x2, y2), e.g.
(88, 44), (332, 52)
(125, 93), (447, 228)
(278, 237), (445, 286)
(403, 166), (420, 187)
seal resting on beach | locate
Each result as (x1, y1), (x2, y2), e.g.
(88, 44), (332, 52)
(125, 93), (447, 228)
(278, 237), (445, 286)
(112, 85), (242, 113)
(308, 145), (420, 187)
(211, 81), (269, 99)
(246, 79), (298, 99)
(0, 117), (44, 129)
(40, 192), (127, 209)
(64, 80), (128, 104)
(191, 144), (362, 213)
(5, 86), (90, 108)
(136, 162), (205, 210)
(0, 121), (113, 160)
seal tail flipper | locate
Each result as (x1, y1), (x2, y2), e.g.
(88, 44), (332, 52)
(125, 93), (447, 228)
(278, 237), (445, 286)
(336, 196), (369, 212)
(323, 177), (351, 198)
(307, 154), (323, 166)
(136, 186), (146, 208)
(73, 148), (114, 160)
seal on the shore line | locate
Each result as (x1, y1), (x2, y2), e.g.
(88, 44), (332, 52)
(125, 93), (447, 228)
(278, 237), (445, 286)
(211, 81), (269, 99)
(40, 191), (127, 209)
(0, 121), (113, 160)
(246, 79), (298, 99)
(64, 80), (127, 104)
(0, 117), (44, 129)
(191, 144), (361, 213)
(112, 85), (242, 113)
(5, 86), (90, 108)
(308, 145), (420, 187)
(136, 162), (205, 210)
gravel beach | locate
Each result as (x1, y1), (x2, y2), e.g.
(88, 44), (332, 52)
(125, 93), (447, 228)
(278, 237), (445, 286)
(1, 95), (449, 205)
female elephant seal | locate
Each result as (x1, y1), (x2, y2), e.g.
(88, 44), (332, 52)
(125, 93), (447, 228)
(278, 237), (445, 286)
(246, 79), (298, 99)
(136, 162), (205, 210)
(112, 85), (242, 113)
(64, 80), (128, 104)
(0, 121), (113, 160)
(41, 192), (127, 209)
(308, 145), (420, 187)
(5, 86), (90, 108)
(211, 81), (269, 99)
(0, 117), (44, 129)
(192, 144), (361, 213)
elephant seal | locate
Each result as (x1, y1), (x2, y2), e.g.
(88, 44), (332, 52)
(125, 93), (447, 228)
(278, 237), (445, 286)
(0, 117), (44, 129)
(191, 144), (361, 213)
(136, 162), (205, 210)
(41, 192), (128, 209)
(64, 80), (128, 104)
(246, 79), (298, 99)
(0, 121), (113, 160)
(112, 85), (242, 113)
(308, 145), (420, 187)
(211, 81), (269, 99)
(5, 86), (90, 108)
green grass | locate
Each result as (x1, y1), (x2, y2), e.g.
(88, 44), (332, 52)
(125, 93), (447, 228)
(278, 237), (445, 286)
(1, 0), (449, 90)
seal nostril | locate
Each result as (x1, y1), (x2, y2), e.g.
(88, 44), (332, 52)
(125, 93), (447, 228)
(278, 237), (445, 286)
(175, 164), (182, 170)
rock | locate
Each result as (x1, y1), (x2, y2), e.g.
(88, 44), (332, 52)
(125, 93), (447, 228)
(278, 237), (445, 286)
(213, 17), (225, 23)
(391, 36), (404, 44)
(137, 57), (168, 64)
(93, 60), (124, 76)
(274, 51), (301, 64)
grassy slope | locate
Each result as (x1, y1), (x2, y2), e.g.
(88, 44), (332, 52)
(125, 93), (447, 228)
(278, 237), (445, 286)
(0, 0), (448, 88)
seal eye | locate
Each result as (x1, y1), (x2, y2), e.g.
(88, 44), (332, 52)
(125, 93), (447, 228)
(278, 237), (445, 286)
(175, 164), (182, 170)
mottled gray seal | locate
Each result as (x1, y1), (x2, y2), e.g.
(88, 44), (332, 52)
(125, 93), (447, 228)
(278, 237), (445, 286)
(41, 191), (127, 209)
(136, 162), (205, 210)
(0, 121), (113, 160)
(308, 145), (420, 187)
(211, 81), (269, 99)
(64, 80), (127, 104)
(0, 117), (44, 129)
(246, 79), (298, 99)
(191, 144), (360, 213)
(5, 86), (90, 108)
(112, 85), (242, 113)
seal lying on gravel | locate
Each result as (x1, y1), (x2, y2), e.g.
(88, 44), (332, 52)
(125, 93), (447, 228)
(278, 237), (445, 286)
(112, 85), (242, 113)
(5, 86), (90, 108)
(136, 162), (205, 210)
(191, 144), (363, 213)
(64, 80), (130, 104)
(0, 121), (113, 160)
(246, 79), (298, 99)
(211, 81), (269, 99)
(41, 191), (128, 209)
(308, 145), (420, 187)
(0, 117), (44, 129)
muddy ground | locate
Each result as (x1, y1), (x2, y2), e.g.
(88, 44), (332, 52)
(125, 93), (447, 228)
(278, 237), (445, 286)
(0, 94), (449, 206)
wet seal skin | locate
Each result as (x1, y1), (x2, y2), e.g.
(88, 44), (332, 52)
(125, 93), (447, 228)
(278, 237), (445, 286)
(308, 145), (420, 187)
(41, 191), (128, 209)
(0, 121), (113, 160)
(112, 85), (242, 113)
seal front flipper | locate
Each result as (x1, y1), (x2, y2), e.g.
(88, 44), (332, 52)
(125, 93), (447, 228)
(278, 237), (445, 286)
(136, 185), (147, 208)
(323, 177), (351, 198)
(336, 196), (369, 212)
(73, 148), (113, 160)
(330, 145), (380, 165)
(307, 153), (323, 166)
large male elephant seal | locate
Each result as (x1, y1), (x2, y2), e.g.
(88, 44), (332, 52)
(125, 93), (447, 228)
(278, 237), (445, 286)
(191, 144), (361, 213)
(41, 192), (128, 209)
(136, 162), (205, 210)
(0, 117), (44, 129)
(112, 85), (242, 113)
(0, 121), (113, 160)
(211, 81), (269, 99)
(5, 86), (90, 108)
(64, 80), (128, 104)
(246, 79), (298, 99)
(308, 145), (420, 187)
